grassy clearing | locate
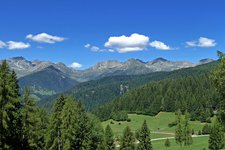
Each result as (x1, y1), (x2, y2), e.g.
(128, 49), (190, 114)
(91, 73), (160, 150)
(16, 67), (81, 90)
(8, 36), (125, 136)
(102, 112), (208, 139)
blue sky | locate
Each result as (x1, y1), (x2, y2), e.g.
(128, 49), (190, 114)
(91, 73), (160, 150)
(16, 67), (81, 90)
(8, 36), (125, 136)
(0, 0), (225, 69)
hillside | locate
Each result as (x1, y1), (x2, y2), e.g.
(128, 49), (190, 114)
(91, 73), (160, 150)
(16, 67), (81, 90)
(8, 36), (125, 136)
(40, 61), (218, 111)
(19, 66), (79, 100)
(94, 62), (220, 120)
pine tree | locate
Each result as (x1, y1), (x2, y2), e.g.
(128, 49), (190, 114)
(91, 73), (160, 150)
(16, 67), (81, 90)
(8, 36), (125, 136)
(46, 95), (66, 150)
(136, 120), (152, 150)
(120, 126), (135, 150)
(73, 101), (91, 149)
(88, 113), (105, 150)
(61, 96), (78, 150)
(0, 61), (22, 149)
(164, 138), (170, 149)
(208, 123), (224, 150)
(212, 52), (225, 127)
(175, 109), (183, 147)
(183, 111), (193, 149)
(105, 125), (115, 150)
(20, 87), (39, 149)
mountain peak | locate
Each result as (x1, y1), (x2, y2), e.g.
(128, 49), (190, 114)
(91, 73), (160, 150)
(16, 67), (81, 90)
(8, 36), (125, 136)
(150, 57), (169, 64)
(10, 56), (26, 61)
(199, 58), (214, 64)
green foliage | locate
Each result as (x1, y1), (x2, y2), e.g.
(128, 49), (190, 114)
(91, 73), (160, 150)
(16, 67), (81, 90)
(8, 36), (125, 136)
(112, 111), (128, 121)
(105, 125), (115, 150)
(21, 87), (43, 149)
(136, 120), (153, 150)
(208, 123), (225, 150)
(0, 60), (23, 149)
(120, 126), (135, 150)
(175, 109), (183, 147)
(183, 111), (193, 147)
(46, 95), (66, 150)
(202, 124), (211, 135)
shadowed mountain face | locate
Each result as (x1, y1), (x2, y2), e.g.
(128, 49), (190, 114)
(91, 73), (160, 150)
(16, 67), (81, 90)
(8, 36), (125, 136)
(1, 57), (214, 82)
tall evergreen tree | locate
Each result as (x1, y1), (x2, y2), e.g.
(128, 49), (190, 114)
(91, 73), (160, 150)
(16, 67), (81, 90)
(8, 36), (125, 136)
(183, 111), (193, 149)
(21, 87), (40, 149)
(136, 120), (152, 150)
(46, 95), (66, 150)
(212, 52), (225, 128)
(105, 125), (115, 150)
(0, 61), (22, 149)
(175, 109), (183, 147)
(88, 113), (105, 150)
(73, 101), (91, 149)
(208, 123), (224, 150)
(120, 126), (135, 150)
(61, 96), (78, 150)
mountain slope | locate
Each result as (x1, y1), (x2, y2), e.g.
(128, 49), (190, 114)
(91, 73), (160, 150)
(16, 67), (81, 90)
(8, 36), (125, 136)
(93, 61), (219, 120)
(40, 61), (218, 111)
(19, 66), (79, 100)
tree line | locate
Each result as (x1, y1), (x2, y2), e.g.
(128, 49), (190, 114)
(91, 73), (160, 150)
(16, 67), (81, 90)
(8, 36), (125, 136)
(0, 60), (154, 150)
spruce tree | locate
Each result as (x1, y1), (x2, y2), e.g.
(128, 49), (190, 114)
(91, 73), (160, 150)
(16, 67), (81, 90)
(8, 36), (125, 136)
(120, 126), (135, 150)
(212, 52), (225, 128)
(88, 113), (105, 150)
(136, 120), (152, 150)
(46, 95), (66, 150)
(0, 61), (22, 149)
(20, 87), (39, 149)
(183, 111), (193, 149)
(175, 109), (183, 147)
(61, 96), (78, 150)
(73, 101), (91, 149)
(208, 123), (224, 150)
(105, 125), (115, 150)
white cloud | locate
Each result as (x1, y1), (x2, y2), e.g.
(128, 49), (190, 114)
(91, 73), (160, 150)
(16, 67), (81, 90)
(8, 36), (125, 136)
(84, 43), (91, 48)
(69, 62), (83, 69)
(84, 44), (114, 53)
(104, 33), (149, 53)
(186, 37), (216, 48)
(26, 33), (65, 44)
(7, 41), (30, 50)
(0, 41), (6, 48)
(150, 41), (171, 50)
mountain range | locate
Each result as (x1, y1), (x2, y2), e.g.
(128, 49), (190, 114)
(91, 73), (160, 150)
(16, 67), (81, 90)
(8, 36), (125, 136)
(1, 56), (214, 80)
(0, 57), (214, 100)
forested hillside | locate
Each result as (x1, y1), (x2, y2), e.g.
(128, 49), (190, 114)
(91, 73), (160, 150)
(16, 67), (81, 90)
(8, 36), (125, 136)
(40, 61), (218, 111)
(94, 62), (220, 121)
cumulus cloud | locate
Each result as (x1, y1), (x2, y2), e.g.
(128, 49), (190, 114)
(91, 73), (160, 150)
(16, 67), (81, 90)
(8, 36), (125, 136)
(150, 41), (171, 50)
(84, 44), (114, 53)
(26, 33), (65, 44)
(186, 37), (216, 48)
(84, 43), (91, 48)
(104, 33), (149, 53)
(7, 41), (30, 50)
(0, 41), (6, 48)
(69, 62), (83, 69)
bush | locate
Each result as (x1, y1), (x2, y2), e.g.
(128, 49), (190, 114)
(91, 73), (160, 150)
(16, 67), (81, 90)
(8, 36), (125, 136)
(127, 118), (131, 122)
(168, 121), (177, 127)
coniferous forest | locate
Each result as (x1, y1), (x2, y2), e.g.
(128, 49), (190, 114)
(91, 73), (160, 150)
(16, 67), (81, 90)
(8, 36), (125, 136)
(1, 53), (225, 149)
